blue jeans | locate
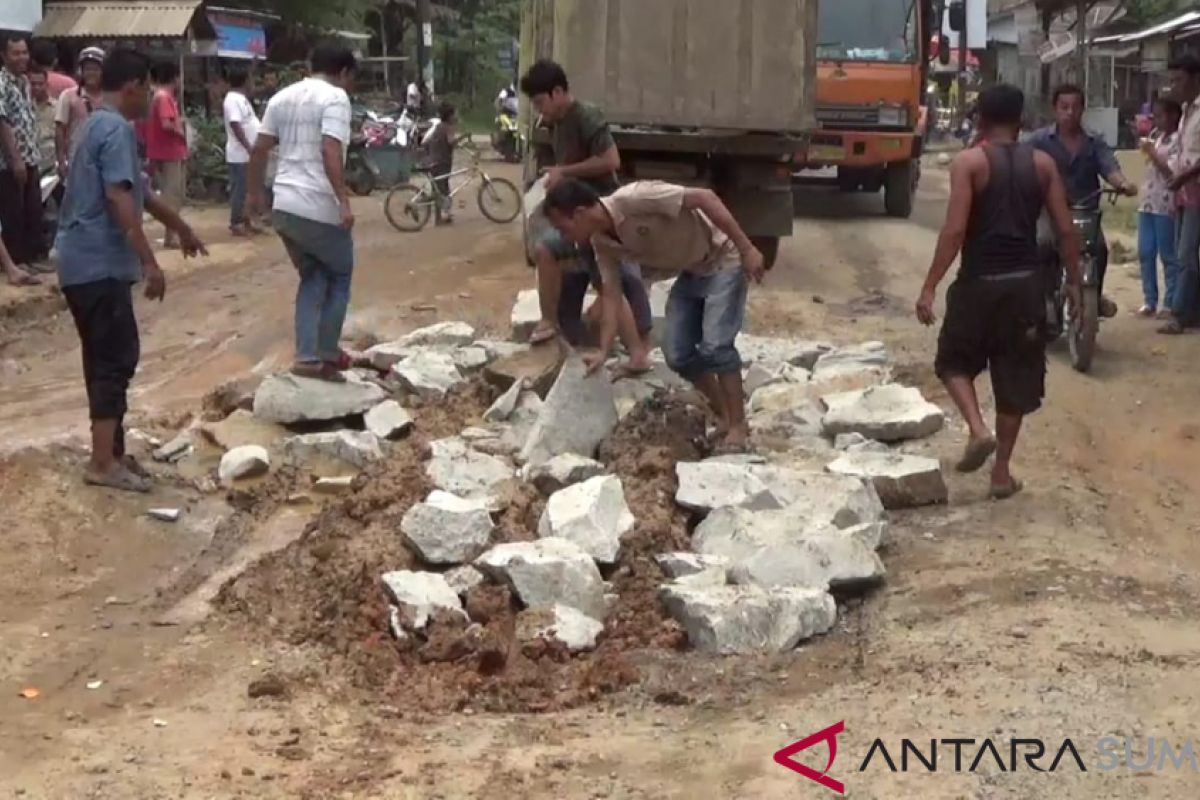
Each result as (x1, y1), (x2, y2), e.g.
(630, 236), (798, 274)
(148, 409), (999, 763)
(663, 267), (747, 380)
(1137, 212), (1179, 311)
(273, 210), (354, 363)
(228, 163), (248, 228)
(1173, 206), (1200, 325)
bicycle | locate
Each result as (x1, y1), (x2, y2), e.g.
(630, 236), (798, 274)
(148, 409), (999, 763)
(383, 148), (521, 232)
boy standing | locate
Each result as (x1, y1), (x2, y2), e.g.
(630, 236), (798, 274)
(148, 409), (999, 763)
(422, 101), (457, 225)
(146, 61), (188, 249)
(543, 178), (765, 452)
(56, 48), (206, 492)
(222, 68), (261, 236)
(249, 43), (357, 383)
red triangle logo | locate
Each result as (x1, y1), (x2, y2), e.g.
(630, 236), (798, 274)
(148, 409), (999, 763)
(773, 720), (846, 794)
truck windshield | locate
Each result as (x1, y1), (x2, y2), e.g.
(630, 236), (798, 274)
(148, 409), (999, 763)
(818, 0), (918, 63)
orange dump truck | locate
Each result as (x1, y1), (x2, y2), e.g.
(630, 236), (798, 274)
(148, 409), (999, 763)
(794, 0), (938, 218)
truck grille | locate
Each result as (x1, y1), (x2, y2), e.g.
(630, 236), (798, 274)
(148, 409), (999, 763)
(816, 104), (880, 126)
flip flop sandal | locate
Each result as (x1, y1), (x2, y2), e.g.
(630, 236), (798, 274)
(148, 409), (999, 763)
(291, 362), (347, 383)
(123, 455), (151, 479)
(529, 325), (557, 345)
(989, 479), (1024, 501)
(713, 440), (752, 456)
(328, 350), (353, 371)
(84, 464), (152, 494)
(956, 436), (997, 474)
(1158, 320), (1186, 335)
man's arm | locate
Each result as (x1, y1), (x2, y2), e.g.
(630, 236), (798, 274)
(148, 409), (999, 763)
(0, 119), (25, 182)
(916, 152), (976, 324)
(230, 121), (252, 153)
(681, 187), (765, 282)
(53, 93), (69, 171)
(247, 133), (275, 207)
(1096, 137), (1136, 194)
(587, 251), (626, 372)
(321, 135), (352, 228)
(105, 182), (163, 298)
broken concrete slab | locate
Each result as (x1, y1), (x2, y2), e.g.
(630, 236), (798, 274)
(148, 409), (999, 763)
(285, 430), (384, 469)
(474, 537), (607, 619)
(674, 460), (781, 514)
(537, 475), (635, 564)
(747, 467), (885, 527)
(426, 437), (515, 505)
(655, 552), (731, 580)
(314, 476), (355, 494)
(475, 339), (529, 363)
(218, 445), (270, 483)
(147, 508), (182, 523)
(737, 335), (833, 371)
(813, 341), (890, 377)
(834, 432), (891, 453)
(364, 400), (413, 440)
(822, 383), (945, 442)
(254, 372), (387, 424)
(659, 583), (836, 654)
(826, 451), (947, 509)
(202, 409), (287, 451)
(153, 430), (194, 463)
(380, 570), (467, 631)
(516, 604), (604, 653)
(396, 321), (476, 349)
(749, 384), (822, 417)
(450, 346), (490, 373)
(444, 565), (486, 597)
(391, 350), (464, 399)
(401, 490), (496, 565)
(497, 390), (544, 452)
(523, 453), (606, 495)
(519, 355), (619, 468)
(743, 362), (810, 396)
(510, 288), (542, 343)
(725, 527), (886, 592)
(483, 379), (525, 423)
(483, 342), (564, 398)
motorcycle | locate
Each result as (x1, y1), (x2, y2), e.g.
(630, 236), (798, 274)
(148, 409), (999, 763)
(491, 111), (523, 163)
(1045, 187), (1119, 373)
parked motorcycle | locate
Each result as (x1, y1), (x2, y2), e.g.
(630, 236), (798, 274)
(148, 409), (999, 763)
(491, 111), (523, 163)
(1045, 187), (1119, 373)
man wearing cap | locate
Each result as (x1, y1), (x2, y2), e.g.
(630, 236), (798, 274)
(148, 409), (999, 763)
(55, 46), (104, 176)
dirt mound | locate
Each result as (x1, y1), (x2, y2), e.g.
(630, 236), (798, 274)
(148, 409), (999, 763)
(220, 385), (704, 713)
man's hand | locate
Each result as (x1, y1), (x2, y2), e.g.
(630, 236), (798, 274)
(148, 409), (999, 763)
(1064, 281), (1082, 320)
(582, 350), (608, 376)
(741, 245), (766, 284)
(178, 226), (207, 258)
(339, 197), (355, 230)
(12, 161), (27, 189)
(248, 189), (266, 219)
(915, 286), (937, 326)
(1120, 183), (1139, 198)
(544, 166), (565, 190)
(144, 263), (166, 301)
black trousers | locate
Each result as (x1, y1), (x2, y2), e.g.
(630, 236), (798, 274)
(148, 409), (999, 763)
(63, 279), (140, 458)
(0, 164), (44, 264)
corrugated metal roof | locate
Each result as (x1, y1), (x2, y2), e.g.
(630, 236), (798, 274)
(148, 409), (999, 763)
(36, 1), (205, 38)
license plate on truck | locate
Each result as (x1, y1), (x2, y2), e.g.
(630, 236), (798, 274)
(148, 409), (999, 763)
(810, 144), (845, 162)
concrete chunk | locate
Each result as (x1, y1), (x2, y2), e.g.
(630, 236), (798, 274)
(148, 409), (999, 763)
(674, 460), (782, 514)
(364, 400), (414, 440)
(537, 475), (635, 564)
(396, 321), (476, 349)
(483, 379), (525, 423)
(822, 383), (945, 442)
(285, 430), (383, 469)
(826, 451), (948, 509)
(202, 409), (287, 451)
(253, 372), (386, 424)
(426, 437), (515, 505)
(660, 584), (836, 654)
(391, 350), (464, 399)
(218, 445), (270, 483)
(401, 490), (496, 565)
(519, 355), (619, 468)
(475, 537), (606, 619)
(517, 604), (604, 653)
(380, 570), (466, 630)
(655, 552), (731, 580)
(444, 565), (487, 597)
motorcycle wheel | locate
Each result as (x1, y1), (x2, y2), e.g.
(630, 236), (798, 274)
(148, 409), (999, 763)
(1044, 294), (1064, 344)
(1068, 284), (1099, 373)
(346, 157), (376, 196)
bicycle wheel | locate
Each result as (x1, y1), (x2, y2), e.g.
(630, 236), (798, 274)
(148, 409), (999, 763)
(477, 176), (521, 224)
(384, 183), (434, 232)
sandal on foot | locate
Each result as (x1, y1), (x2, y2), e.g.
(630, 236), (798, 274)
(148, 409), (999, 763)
(529, 324), (557, 345)
(1158, 319), (1186, 335)
(84, 464), (152, 493)
(6, 269), (41, 286)
(989, 478), (1024, 501)
(291, 361), (347, 383)
(956, 436), (997, 474)
(713, 439), (752, 456)
(123, 455), (151, 479)
(1134, 305), (1156, 318)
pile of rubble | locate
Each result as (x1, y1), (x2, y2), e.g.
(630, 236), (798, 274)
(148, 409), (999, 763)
(186, 298), (953, 702)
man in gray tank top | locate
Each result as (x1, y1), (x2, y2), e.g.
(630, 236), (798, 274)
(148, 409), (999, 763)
(916, 85), (1080, 500)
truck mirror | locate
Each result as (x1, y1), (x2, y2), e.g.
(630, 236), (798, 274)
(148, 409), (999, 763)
(948, 1), (965, 32)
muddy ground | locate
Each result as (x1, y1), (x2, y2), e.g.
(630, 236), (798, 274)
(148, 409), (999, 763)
(3, 160), (1200, 799)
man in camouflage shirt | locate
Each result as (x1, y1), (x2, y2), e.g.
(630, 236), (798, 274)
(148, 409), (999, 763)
(0, 33), (45, 277)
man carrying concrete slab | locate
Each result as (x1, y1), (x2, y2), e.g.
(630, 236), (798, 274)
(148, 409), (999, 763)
(543, 178), (765, 453)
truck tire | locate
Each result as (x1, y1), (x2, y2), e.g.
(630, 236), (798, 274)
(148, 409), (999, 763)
(884, 159), (916, 218)
(751, 236), (779, 270)
(836, 168), (859, 193)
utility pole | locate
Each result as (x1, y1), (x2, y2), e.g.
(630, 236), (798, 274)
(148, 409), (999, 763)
(416, 0), (435, 105)
(957, 2), (968, 123)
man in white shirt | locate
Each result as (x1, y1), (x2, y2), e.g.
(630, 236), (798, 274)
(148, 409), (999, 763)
(248, 44), (356, 383)
(406, 79), (422, 114)
(222, 68), (261, 235)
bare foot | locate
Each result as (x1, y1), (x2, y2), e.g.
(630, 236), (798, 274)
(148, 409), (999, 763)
(529, 321), (557, 345)
(5, 267), (41, 286)
(614, 352), (652, 378)
(714, 425), (751, 454)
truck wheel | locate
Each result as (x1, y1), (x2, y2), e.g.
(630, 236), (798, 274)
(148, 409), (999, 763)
(751, 236), (779, 270)
(884, 159), (916, 218)
(836, 168), (859, 193)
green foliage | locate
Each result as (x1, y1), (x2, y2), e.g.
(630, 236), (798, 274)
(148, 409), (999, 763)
(434, 0), (520, 104)
(1123, 0), (1186, 25)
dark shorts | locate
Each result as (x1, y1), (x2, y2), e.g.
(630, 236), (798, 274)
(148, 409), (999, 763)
(63, 278), (140, 455)
(935, 272), (1046, 416)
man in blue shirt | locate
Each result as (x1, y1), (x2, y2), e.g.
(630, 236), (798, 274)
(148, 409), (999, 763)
(1029, 84), (1137, 318)
(56, 48), (205, 493)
